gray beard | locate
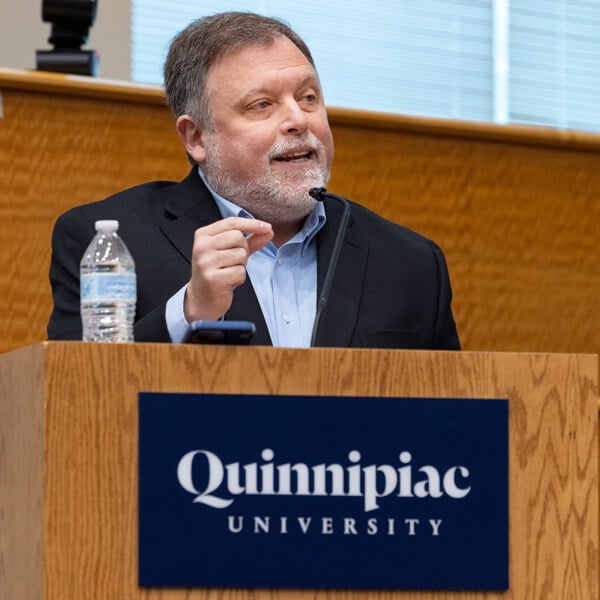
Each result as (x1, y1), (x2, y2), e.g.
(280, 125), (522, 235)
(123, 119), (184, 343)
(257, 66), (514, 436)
(203, 133), (331, 225)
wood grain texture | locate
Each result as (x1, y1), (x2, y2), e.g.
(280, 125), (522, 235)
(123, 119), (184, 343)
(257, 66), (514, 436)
(0, 78), (188, 355)
(0, 344), (44, 599)
(0, 67), (167, 103)
(327, 122), (600, 358)
(1, 343), (596, 599)
(0, 70), (599, 360)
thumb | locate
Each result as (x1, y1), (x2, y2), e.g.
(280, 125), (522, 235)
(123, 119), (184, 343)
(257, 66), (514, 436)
(247, 228), (274, 254)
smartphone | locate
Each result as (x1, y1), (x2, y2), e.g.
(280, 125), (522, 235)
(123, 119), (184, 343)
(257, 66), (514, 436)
(183, 320), (256, 345)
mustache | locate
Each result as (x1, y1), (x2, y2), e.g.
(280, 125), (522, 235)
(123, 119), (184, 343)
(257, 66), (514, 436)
(266, 132), (324, 161)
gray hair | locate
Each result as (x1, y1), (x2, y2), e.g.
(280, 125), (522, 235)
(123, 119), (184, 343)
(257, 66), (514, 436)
(164, 11), (316, 129)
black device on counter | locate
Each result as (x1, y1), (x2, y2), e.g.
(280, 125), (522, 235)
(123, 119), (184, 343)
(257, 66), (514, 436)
(184, 320), (256, 345)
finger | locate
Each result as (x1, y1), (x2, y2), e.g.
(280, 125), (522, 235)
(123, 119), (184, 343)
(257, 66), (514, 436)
(201, 263), (248, 289)
(193, 247), (249, 281)
(202, 216), (272, 238)
(247, 229), (274, 254)
(209, 246), (251, 269)
(199, 228), (250, 252)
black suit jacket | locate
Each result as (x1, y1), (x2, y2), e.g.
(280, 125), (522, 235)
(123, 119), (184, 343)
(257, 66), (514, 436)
(48, 168), (460, 349)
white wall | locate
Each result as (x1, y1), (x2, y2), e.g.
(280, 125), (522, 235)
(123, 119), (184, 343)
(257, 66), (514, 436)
(0, 0), (131, 81)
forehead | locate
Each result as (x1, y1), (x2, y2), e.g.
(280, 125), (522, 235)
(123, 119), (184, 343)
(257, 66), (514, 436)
(206, 36), (318, 96)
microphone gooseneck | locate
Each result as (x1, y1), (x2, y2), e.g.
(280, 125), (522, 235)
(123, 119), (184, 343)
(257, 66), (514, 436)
(308, 187), (351, 347)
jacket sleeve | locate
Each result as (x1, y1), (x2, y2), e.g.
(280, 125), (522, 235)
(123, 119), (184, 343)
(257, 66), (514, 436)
(47, 209), (91, 340)
(430, 241), (461, 350)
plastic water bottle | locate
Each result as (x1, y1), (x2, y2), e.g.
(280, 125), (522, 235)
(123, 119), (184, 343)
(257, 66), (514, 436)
(80, 220), (136, 342)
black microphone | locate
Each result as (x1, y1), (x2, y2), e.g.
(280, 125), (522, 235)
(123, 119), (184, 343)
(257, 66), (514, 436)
(308, 187), (351, 347)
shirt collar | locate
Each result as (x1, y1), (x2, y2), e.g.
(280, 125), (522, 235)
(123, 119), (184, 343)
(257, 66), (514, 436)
(197, 166), (326, 251)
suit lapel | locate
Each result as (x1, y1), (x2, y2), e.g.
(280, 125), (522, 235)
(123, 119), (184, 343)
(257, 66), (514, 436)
(224, 280), (272, 345)
(160, 169), (222, 262)
(314, 198), (368, 347)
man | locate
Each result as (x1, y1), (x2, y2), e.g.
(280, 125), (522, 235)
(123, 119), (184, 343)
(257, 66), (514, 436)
(47, 11), (460, 349)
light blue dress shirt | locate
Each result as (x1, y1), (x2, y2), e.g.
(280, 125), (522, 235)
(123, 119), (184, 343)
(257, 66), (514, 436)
(166, 168), (326, 347)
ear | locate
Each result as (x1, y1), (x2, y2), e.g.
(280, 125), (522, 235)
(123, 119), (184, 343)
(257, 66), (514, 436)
(175, 115), (207, 164)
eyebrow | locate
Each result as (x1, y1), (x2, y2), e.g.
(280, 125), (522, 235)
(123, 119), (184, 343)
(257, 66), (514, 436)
(239, 74), (321, 104)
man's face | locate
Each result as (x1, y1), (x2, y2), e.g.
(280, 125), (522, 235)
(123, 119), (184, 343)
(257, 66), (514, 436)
(198, 36), (335, 225)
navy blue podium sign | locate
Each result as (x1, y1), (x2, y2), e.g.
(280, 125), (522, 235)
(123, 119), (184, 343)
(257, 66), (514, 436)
(139, 393), (508, 590)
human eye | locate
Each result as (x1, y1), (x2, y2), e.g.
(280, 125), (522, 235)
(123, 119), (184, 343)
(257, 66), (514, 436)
(248, 99), (271, 111)
(299, 89), (320, 109)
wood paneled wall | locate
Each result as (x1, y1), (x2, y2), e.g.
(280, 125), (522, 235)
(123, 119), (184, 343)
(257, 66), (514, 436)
(1, 69), (599, 357)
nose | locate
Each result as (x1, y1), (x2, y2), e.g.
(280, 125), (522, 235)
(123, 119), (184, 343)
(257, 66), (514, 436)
(280, 98), (309, 135)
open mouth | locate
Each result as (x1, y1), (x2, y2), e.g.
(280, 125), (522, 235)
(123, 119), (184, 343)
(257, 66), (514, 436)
(273, 150), (314, 163)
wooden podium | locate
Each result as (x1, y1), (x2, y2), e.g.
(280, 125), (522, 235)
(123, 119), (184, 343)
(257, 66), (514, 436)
(0, 342), (597, 599)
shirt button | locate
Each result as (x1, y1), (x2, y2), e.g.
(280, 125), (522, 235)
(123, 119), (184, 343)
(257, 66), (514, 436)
(276, 258), (283, 266)
(282, 313), (291, 323)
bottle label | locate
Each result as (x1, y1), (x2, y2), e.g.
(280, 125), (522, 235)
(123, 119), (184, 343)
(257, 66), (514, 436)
(81, 273), (137, 302)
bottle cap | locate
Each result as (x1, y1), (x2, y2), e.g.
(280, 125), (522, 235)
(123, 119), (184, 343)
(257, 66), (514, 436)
(95, 220), (119, 233)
